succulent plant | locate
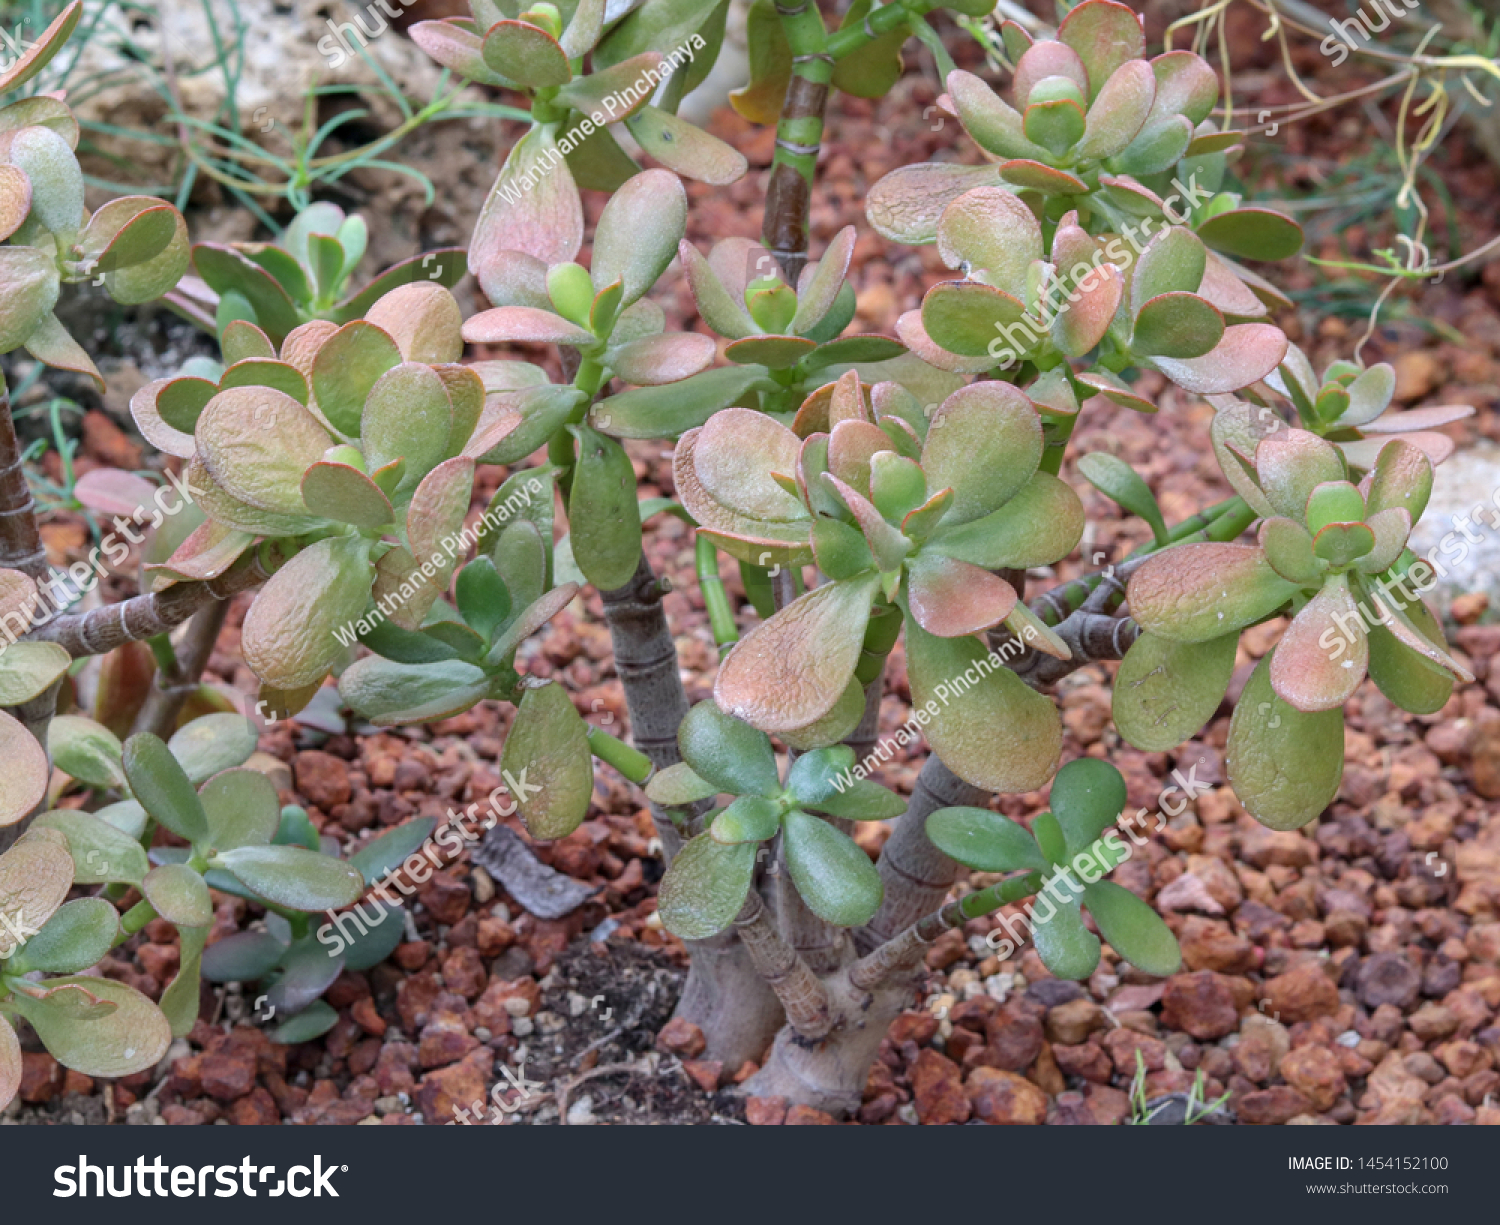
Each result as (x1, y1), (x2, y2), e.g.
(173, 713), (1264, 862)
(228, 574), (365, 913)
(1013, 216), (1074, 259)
(866, 0), (1295, 404)
(649, 700), (907, 936)
(176, 201), (467, 343)
(36, 731), (366, 1040)
(1, 826), (172, 1112)
(1226, 343), (1475, 469)
(676, 374), (1081, 791)
(0, 3), (189, 387)
(0, 570), (72, 827)
(412, 0), (747, 288)
(927, 758), (1180, 979)
(1124, 430), (1470, 830)
(199, 812), (436, 1043)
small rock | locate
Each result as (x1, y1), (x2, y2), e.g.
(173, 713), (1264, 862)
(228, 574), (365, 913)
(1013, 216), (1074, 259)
(656, 1017), (707, 1058)
(966, 1067), (1048, 1125)
(1263, 961), (1339, 1023)
(1355, 952), (1422, 1010)
(1044, 998), (1105, 1045)
(912, 1049), (970, 1124)
(785, 1104), (838, 1124)
(1160, 972), (1239, 1040)
(682, 1060), (723, 1093)
(293, 750), (352, 810)
(745, 1095), (788, 1125)
(1237, 1085), (1312, 1125)
(1280, 1046), (1346, 1112)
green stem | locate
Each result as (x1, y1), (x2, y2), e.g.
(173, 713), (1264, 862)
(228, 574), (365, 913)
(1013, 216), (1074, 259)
(587, 725), (655, 786)
(118, 899), (156, 941)
(697, 537), (740, 650)
(763, 0), (833, 275)
(1039, 411), (1078, 477)
(825, 0), (933, 59)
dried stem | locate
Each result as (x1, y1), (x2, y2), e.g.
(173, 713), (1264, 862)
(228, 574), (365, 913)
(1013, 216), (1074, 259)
(0, 384), (46, 583)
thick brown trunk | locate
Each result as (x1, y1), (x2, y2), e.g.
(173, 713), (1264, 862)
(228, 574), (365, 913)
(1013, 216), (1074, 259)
(599, 549), (783, 1065)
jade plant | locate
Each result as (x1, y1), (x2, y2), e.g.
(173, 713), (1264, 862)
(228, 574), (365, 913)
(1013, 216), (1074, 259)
(0, 0), (1478, 1122)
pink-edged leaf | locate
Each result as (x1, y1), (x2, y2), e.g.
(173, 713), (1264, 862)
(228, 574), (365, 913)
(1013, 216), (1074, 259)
(462, 304), (596, 346)
(1076, 58), (1154, 160)
(908, 552), (1017, 636)
(0, 0), (81, 94)
(1355, 507), (1412, 574)
(301, 462), (395, 530)
(0, 1015), (18, 1110)
(555, 52), (661, 119)
(1052, 255), (1122, 356)
(946, 69), (1047, 161)
(1152, 323), (1288, 393)
(694, 407), (808, 522)
(792, 225), (857, 335)
(1197, 251), (1267, 318)
(1360, 403), (1474, 434)
(1131, 226), (1207, 312)
(1075, 368), (1157, 413)
(592, 168), (686, 307)
(1333, 362), (1396, 427)
(471, 126), (583, 290)
(1340, 431), (1453, 472)
(1258, 516), (1321, 586)
(407, 457), (476, 569)
(1254, 429), (1344, 520)
(822, 473), (908, 571)
(1270, 575), (1366, 711)
(829, 369), (873, 428)
(1367, 582), (1474, 683)
(242, 536), (374, 690)
(896, 308), (1000, 373)
(827, 418), (892, 499)
(921, 381), (1042, 523)
(925, 471), (1083, 569)
(674, 430), (812, 567)
(1148, 50), (1218, 126)
(865, 160), (1003, 245)
(906, 614), (1061, 792)
(608, 331), (715, 385)
(1195, 207), (1303, 261)
(410, 18), (512, 85)
(936, 187), (1042, 289)
(679, 239), (757, 338)
(310, 321), (401, 437)
(716, 573), (881, 731)
(482, 19), (571, 85)
(196, 386), (331, 515)
(363, 283), (463, 365)
(1128, 542), (1298, 642)
(1132, 291), (1223, 358)
(921, 280), (1029, 358)
(1058, 0), (1146, 101)
(72, 468), (157, 519)
(150, 520), (255, 585)
(1013, 41), (1089, 107)
(625, 107), (747, 185)
(998, 160), (1090, 195)
(0, 710), (48, 828)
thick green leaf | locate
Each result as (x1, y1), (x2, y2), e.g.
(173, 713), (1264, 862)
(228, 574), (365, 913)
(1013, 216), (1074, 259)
(200, 768), (280, 851)
(215, 845), (365, 910)
(160, 925), (207, 1037)
(349, 817), (439, 883)
(657, 832), (757, 939)
(10, 976), (170, 1077)
(47, 715), (125, 790)
(7, 897), (119, 974)
(1127, 543), (1297, 642)
(0, 640), (69, 704)
(782, 808), (883, 927)
(709, 795), (782, 844)
(905, 613), (1062, 793)
(925, 806), (1047, 872)
(1048, 757), (1127, 857)
(266, 936), (344, 1016)
(1031, 892), (1101, 980)
(645, 762), (720, 808)
(1112, 630), (1236, 751)
(142, 863), (213, 927)
(267, 998), (339, 1045)
(1225, 652), (1343, 830)
(123, 733), (209, 845)
(678, 699), (780, 798)
(31, 810), (148, 886)
(338, 656), (490, 726)
(200, 929), (287, 983)
(501, 681), (595, 840)
(593, 365), (773, 439)
(1076, 452), (1167, 543)
(168, 712), (258, 784)
(568, 425), (642, 590)
(1084, 879), (1180, 975)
